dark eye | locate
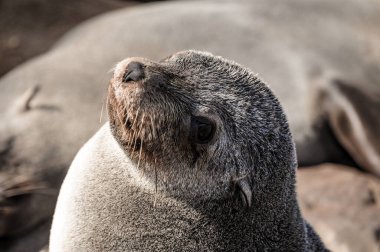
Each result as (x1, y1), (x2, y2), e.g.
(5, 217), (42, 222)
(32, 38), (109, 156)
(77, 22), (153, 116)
(190, 116), (216, 144)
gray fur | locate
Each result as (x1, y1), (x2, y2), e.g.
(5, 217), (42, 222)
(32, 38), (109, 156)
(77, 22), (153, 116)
(1, 0), (380, 250)
(50, 51), (328, 251)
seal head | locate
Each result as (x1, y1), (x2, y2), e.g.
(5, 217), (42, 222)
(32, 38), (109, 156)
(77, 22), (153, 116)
(108, 51), (295, 204)
(105, 51), (327, 250)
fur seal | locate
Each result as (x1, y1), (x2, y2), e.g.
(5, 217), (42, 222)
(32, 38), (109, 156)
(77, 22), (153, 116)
(2, 0), (380, 250)
(50, 50), (328, 251)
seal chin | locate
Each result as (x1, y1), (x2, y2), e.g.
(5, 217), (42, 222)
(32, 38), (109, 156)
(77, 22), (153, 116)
(107, 67), (161, 160)
(107, 89), (140, 154)
(107, 57), (188, 161)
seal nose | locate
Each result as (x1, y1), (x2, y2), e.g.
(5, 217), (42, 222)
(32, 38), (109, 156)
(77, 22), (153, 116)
(122, 62), (145, 82)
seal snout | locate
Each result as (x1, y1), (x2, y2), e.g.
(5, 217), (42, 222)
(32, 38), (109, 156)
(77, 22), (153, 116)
(122, 61), (145, 83)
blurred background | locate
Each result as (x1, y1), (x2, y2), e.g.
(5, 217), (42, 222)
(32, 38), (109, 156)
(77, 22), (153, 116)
(0, 0), (146, 77)
(0, 0), (379, 251)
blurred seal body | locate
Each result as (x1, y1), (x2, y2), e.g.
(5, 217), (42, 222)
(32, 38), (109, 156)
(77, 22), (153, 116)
(50, 51), (327, 251)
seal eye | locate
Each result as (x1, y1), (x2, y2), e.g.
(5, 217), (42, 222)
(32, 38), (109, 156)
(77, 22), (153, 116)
(190, 116), (216, 144)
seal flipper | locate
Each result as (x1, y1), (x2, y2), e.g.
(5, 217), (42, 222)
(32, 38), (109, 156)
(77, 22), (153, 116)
(316, 78), (380, 176)
(12, 85), (40, 113)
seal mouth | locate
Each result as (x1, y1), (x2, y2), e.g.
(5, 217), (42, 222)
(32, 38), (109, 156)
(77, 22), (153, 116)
(108, 66), (145, 149)
(107, 73), (164, 158)
(107, 57), (190, 160)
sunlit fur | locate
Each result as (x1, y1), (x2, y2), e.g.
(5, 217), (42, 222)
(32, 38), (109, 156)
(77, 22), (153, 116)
(51, 50), (327, 251)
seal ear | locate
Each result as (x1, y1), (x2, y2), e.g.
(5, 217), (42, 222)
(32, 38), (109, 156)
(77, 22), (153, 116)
(236, 177), (252, 208)
(13, 85), (40, 113)
(316, 78), (380, 176)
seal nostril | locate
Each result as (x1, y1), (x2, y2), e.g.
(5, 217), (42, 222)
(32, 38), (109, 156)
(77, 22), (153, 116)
(122, 62), (145, 83)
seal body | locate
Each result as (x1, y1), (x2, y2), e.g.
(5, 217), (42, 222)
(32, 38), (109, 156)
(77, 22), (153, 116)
(50, 51), (327, 251)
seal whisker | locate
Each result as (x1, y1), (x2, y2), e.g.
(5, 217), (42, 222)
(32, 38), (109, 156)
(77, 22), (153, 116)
(131, 108), (140, 130)
(99, 86), (109, 124)
(140, 114), (145, 139)
(151, 115), (157, 140)
(121, 92), (129, 111)
(115, 104), (127, 133)
(131, 134), (137, 153)
(128, 131), (135, 150)
(153, 158), (158, 208)
(137, 114), (145, 175)
(107, 65), (117, 74)
(133, 124), (142, 153)
(128, 108), (140, 151)
(137, 139), (143, 169)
